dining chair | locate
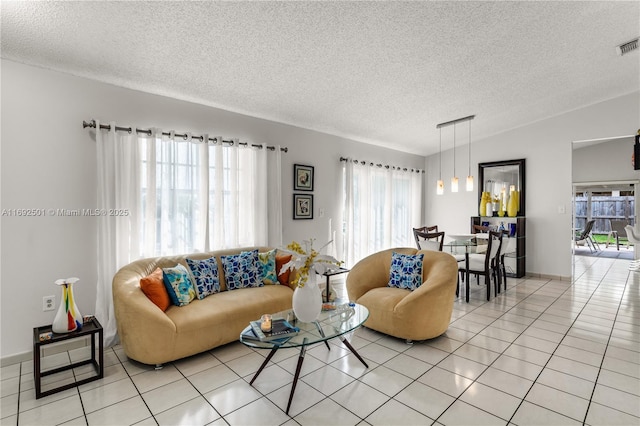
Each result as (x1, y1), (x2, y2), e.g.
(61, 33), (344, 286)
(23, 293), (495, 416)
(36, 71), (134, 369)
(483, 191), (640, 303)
(472, 224), (491, 233)
(472, 225), (510, 293)
(471, 224), (491, 251)
(459, 230), (503, 301)
(415, 230), (445, 251)
(413, 225), (438, 249)
(495, 230), (510, 293)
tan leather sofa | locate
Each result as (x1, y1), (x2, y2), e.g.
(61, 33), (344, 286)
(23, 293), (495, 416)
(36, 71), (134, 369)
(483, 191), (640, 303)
(346, 248), (458, 341)
(113, 247), (294, 366)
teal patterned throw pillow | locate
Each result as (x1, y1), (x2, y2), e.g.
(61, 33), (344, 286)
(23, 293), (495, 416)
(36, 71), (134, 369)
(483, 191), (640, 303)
(221, 250), (262, 290)
(258, 249), (278, 285)
(162, 264), (196, 306)
(388, 252), (424, 291)
(185, 257), (221, 299)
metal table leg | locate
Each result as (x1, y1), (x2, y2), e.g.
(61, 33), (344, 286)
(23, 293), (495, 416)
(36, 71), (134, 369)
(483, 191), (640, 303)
(325, 275), (330, 303)
(314, 321), (331, 351)
(286, 338), (308, 415)
(465, 252), (470, 303)
(249, 346), (279, 385)
(340, 336), (369, 368)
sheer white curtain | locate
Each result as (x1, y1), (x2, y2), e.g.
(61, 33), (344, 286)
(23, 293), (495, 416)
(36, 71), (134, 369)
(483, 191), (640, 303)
(95, 123), (282, 345)
(139, 132), (282, 255)
(342, 159), (423, 267)
(95, 121), (145, 346)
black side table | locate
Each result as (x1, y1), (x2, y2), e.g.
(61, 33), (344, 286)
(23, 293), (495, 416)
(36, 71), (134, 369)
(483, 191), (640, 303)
(33, 317), (104, 399)
(322, 268), (350, 302)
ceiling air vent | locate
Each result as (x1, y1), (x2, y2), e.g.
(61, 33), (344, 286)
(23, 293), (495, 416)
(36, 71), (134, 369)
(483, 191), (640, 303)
(616, 38), (638, 56)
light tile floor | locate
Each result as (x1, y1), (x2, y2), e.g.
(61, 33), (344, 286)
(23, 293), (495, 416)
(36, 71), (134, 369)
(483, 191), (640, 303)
(2, 255), (639, 425)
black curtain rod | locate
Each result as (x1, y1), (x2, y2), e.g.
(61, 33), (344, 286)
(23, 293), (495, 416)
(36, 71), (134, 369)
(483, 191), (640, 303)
(340, 157), (424, 173)
(83, 120), (288, 153)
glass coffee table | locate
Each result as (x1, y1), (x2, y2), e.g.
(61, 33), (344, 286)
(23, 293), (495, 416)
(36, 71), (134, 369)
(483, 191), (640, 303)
(240, 303), (369, 414)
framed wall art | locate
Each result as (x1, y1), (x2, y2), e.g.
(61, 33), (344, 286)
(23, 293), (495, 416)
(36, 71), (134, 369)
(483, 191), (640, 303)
(294, 164), (314, 191)
(293, 194), (313, 220)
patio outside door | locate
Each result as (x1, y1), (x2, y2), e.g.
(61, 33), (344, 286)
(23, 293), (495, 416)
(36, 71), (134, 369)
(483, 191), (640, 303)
(572, 181), (638, 259)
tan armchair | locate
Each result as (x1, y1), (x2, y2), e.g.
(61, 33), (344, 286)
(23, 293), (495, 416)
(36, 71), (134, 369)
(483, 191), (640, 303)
(346, 248), (458, 341)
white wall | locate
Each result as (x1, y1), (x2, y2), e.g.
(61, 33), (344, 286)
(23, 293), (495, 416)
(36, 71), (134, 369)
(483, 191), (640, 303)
(573, 137), (637, 183)
(0, 60), (425, 359)
(425, 92), (640, 279)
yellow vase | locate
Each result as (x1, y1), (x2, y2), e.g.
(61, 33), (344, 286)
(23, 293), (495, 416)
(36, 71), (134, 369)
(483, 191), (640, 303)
(507, 190), (519, 217)
(479, 192), (490, 216)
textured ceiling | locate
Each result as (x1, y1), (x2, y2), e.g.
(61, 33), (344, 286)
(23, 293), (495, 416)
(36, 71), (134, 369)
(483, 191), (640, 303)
(1, 1), (638, 155)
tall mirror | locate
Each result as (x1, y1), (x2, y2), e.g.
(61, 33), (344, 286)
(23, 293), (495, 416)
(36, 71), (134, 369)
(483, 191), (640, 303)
(478, 159), (526, 216)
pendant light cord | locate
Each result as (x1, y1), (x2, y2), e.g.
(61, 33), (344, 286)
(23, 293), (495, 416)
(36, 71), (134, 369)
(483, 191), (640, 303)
(453, 123), (456, 176)
(439, 128), (442, 180)
(468, 120), (472, 176)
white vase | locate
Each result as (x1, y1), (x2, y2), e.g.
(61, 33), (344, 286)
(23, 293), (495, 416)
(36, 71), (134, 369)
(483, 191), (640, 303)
(292, 274), (322, 323)
(52, 278), (83, 333)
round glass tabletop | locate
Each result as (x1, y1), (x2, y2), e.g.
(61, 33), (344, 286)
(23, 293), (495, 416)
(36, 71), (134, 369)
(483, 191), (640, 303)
(240, 303), (369, 349)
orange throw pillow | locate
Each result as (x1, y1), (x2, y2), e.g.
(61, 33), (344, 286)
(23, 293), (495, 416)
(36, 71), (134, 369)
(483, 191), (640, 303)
(276, 253), (293, 286)
(140, 268), (171, 311)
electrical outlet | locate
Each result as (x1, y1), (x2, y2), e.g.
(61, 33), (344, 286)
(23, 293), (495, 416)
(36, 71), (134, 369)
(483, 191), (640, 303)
(43, 295), (55, 311)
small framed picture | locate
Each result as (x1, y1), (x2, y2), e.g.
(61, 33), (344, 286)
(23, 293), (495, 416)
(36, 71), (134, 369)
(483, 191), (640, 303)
(294, 164), (314, 191)
(293, 194), (313, 220)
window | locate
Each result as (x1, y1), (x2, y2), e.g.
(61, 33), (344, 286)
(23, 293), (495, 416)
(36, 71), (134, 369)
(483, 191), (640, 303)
(140, 135), (279, 257)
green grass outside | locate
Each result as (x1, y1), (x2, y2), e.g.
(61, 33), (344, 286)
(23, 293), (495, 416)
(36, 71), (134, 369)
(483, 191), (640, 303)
(591, 233), (629, 245)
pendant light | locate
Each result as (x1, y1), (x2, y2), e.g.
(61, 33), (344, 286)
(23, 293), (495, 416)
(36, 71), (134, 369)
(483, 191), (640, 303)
(466, 119), (474, 191)
(436, 114), (475, 194)
(436, 127), (444, 195)
(451, 123), (459, 192)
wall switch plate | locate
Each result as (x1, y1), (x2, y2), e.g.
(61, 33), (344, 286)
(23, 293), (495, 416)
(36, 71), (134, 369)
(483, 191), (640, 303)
(43, 295), (55, 311)
(318, 208), (325, 218)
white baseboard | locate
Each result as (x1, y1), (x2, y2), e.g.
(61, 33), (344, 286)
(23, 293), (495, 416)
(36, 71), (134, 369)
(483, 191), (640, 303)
(1, 336), (91, 367)
(1, 351), (31, 367)
(525, 272), (572, 281)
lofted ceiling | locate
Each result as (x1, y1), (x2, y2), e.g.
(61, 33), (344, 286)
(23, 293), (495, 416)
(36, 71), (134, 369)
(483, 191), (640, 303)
(1, 1), (638, 156)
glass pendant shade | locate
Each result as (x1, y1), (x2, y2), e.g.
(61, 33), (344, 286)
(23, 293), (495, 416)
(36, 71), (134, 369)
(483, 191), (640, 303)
(466, 175), (474, 191)
(451, 177), (459, 192)
(436, 179), (444, 195)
